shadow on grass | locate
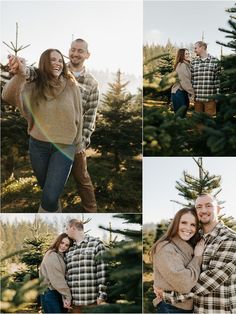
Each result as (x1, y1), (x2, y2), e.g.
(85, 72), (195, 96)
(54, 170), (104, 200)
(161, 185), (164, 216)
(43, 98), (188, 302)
(1, 154), (142, 213)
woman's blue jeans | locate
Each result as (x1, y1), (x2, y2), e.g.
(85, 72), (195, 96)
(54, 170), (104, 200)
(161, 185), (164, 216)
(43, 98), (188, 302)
(29, 137), (75, 212)
(41, 289), (67, 313)
(171, 89), (189, 116)
(156, 301), (193, 313)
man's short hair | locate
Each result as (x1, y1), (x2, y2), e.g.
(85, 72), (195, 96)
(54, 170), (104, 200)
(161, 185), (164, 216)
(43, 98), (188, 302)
(195, 193), (218, 204)
(195, 41), (207, 50)
(72, 38), (89, 52)
(68, 219), (84, 231)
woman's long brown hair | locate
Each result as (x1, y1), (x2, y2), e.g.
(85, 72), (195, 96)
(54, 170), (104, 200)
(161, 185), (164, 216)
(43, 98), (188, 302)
(47, 233), (73, 253)
(150, 207), (200, 261)
(31, 48), (75, 104)
(173, 48), (189, 70)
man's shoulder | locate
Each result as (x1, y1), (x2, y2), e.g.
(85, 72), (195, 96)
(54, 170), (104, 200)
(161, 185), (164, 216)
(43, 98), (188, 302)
(83, 70), (99, 86)
(222, 224), (236, 237)
(86, 235), (103, 245)
(208, 54), (219, 61)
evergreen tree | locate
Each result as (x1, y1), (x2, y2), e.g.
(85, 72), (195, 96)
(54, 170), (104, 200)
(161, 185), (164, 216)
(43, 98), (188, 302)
(172, 157), (222, 207)
(0, 251), (44, 313)
(13, 218), (56, 281)
(92, 70), (142, 170)
(1, 23), (30, 180)
(87, 214), (142, 313)
(200, 3), (236, 155)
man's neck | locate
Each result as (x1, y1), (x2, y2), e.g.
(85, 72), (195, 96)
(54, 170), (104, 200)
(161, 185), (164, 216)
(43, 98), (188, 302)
(203, 220), (219, 234)
(74, 233), (85, 244)
(200, 52), (208, 59)
(69, 62), (84, 73)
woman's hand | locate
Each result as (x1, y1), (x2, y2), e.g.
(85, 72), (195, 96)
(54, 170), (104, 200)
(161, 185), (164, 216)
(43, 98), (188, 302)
(153, 285), (163, 304)
(8, 55), (26, 76)
(194, 238), (205, 257)
(63, 298), (72, 309)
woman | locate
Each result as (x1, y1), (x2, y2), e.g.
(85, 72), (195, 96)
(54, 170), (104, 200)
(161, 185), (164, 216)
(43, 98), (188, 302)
(151, 208), (205, 313)
(39, 233), (73, 313)
(171, 49), (194, 116)
(2, 50), (82, 213)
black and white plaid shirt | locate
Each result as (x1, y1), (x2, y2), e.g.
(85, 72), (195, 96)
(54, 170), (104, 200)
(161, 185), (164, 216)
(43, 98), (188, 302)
(163, 222), (236, 313)
(65, 235), (107, 306)
(191, 54), (220, 102)
(67, 65), (99, 151)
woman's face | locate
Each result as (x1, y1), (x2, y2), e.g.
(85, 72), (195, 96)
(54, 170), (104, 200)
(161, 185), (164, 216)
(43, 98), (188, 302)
(184, 50), (191, 62)
(178, 212), (197, 241)
(58, 237), (71, 253)
(49, 50), (64, 78)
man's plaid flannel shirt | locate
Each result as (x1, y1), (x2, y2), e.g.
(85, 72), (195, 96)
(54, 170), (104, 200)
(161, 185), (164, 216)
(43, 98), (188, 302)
(163, 222), (236, 314)
(65, 235), (107, 306)
(191, 54), (220, 102)
(67, 65), (99, 152)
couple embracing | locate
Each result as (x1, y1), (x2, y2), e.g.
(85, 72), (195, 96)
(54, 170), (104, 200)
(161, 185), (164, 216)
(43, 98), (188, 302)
(39, 219), (107, 314)
(171, 41), (220, 117)
(151, 193), (236, 313)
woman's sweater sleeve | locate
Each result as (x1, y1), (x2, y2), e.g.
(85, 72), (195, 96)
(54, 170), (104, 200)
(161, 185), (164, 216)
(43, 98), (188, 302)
(177, 63), (195, 96)
(156, 245), (202, 294)
(43, 252), (72, 301)
(2, 73), (26, 109)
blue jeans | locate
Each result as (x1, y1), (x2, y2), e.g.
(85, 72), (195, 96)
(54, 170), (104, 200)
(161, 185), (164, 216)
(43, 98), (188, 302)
(156, 301), (193, 313)
(29, 137), (76, 212)
(41, 289), (67, 313)
(171, 89), (189, 116)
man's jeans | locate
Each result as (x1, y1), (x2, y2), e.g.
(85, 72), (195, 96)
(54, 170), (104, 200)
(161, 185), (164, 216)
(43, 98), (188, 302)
(41, 289), (66, 313)
(29, 136), (75, 212)
(72, 151), (97, 212)
(156, 301), (193, 313)
(171, 89), (189, 116)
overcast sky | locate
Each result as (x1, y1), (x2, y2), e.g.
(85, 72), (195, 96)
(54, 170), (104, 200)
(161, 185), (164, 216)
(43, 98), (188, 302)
(1, 0), (142, 76)
(144, 1), (235, 57)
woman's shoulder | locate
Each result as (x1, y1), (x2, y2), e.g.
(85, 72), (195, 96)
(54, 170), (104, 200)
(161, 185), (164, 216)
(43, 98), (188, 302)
(177, 62), (190, 70)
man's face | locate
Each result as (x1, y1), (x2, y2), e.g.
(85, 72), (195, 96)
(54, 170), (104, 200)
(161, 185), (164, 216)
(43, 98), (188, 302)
(195, 195), (219, 226)
(194, 44), (204, 57)
(66, 224), (75, 239)
(69, 41), (90, 67)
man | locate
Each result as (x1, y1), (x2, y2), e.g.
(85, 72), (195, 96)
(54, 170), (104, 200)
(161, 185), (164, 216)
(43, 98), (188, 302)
(191, 41), (220, 116)
(65, 219), (107, 313)
(9, 38), (99, 212)
(156, 194), (236, 313)
(67, 39), (99, 213)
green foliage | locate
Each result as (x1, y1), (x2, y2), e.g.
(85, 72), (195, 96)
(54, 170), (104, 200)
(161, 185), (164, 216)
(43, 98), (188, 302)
(173, 158), (222, 207)
(143, 4), (236, 156)
(1, 68), (29, 180)
(88, 214), (142, 313)
(92, 70), (142, 170)
(0, 252), (43, 313)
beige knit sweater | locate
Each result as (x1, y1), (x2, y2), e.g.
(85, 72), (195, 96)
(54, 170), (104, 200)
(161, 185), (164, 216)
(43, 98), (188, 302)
(39, 250), (71, 302)
(153, 236), (202, 310)
(171, 62), (194, 96)
(2, 73), (82, 149)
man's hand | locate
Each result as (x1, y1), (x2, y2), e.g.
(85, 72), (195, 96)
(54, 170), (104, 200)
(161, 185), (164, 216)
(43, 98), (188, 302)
(8, 55), (26, 75)
(97, 298), (104, 305)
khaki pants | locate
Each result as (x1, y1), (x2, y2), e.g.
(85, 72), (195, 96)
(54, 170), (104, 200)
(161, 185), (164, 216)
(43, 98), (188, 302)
(72, 151), (97, 212)
(194, 100), (216, 116)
